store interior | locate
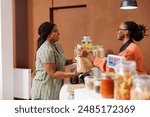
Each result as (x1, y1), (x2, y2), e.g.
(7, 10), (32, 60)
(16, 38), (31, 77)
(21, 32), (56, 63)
(0, 0), (150, 100)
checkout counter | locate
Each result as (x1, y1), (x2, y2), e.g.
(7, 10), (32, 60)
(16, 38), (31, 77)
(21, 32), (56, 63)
(59, 55), (121, 100)
(59, 83), (113, 100)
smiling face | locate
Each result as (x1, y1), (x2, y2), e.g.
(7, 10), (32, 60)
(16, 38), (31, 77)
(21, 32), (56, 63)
(48, 25), (60, 43)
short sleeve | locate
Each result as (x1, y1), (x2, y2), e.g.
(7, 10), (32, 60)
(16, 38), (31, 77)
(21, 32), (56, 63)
(38, 49), (55, 63)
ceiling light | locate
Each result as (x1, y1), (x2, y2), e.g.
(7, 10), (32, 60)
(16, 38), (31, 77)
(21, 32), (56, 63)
(120, 0), (138, 9)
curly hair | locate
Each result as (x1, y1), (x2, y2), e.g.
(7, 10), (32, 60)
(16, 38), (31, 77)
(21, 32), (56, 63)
(124, 21), (148, 41)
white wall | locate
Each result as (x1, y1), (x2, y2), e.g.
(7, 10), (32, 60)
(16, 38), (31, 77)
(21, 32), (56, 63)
(0, 0), (13, 99)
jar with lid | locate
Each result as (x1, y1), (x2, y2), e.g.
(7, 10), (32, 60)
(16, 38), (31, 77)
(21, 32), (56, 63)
(97, 45), (105, 59)
(81, 36), (93, 52)
(131, 75), (150, 100)
(92, 45), (98, 57)
(100, 73), (115, 98)
(114, 60), (136, 100)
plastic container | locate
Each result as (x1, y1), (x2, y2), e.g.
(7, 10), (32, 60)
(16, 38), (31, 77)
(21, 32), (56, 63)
(131, 75), (150, 100)
(84, 76), (94, 90)
(100, 73), (114, 98)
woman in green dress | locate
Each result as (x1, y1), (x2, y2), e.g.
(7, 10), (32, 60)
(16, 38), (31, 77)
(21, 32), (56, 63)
(31, 22), (77, 100)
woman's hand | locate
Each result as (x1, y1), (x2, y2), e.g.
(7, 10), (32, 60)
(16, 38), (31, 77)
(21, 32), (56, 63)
(72, 57), (77, 63)
(88, 53), (96, 62)
(79, 49), (95, 62)
(79, 49), (89, 57)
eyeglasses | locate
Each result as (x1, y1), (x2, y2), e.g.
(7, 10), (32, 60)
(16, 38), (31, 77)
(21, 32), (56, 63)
(117, 28), (128, 31)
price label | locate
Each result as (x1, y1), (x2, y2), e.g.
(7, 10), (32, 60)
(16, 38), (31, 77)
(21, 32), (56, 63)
(107, 54), (125, 69)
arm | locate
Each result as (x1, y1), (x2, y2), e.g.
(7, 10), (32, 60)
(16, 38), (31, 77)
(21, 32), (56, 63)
(65, 58), (76, 66)
(43, 63), (77, 79)
(80, 49), (114, 73)
(93, 57), (114, 73)
(85, 52), (114, 72)
(39, 48), (77, 79)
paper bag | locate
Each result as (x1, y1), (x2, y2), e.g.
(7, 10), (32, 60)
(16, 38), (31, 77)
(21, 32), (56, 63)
(77, 56), (93, 72)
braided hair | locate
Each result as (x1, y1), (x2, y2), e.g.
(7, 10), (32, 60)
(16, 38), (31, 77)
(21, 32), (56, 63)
(37, 21), (55, 50)
(124, 21), (147, 41)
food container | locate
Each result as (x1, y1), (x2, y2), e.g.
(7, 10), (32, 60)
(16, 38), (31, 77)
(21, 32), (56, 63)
(131, 75), (150, 100)
(94, 80), (100, 93)
(84, 76), (94, 90)
(81, 36), (93, 52)
(100, 73), (114, 98)
(114, 61), (136, 100)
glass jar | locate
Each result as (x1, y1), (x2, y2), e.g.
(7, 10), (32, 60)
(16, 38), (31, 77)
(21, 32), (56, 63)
(81, 36), (93, 52)
(100, 73), (114, 98)
(92, 46), (98, 57)
(94, 80), (100, 94)
(97, 45), (105, 59)
(84, 76), (94, 90)
(131, 75), (150, 100)
(114, 60), (136, 100)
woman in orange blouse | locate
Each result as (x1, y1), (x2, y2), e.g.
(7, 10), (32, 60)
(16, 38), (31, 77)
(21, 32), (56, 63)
(81, 21), (147, 75)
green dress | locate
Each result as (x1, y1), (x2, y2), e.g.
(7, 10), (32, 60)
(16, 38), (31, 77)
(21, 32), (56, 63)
(31, 41), (66, 100)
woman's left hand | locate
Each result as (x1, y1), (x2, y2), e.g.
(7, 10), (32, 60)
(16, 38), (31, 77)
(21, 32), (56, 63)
(79, 49), (89, 57)
(72, 57), (77, 63)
